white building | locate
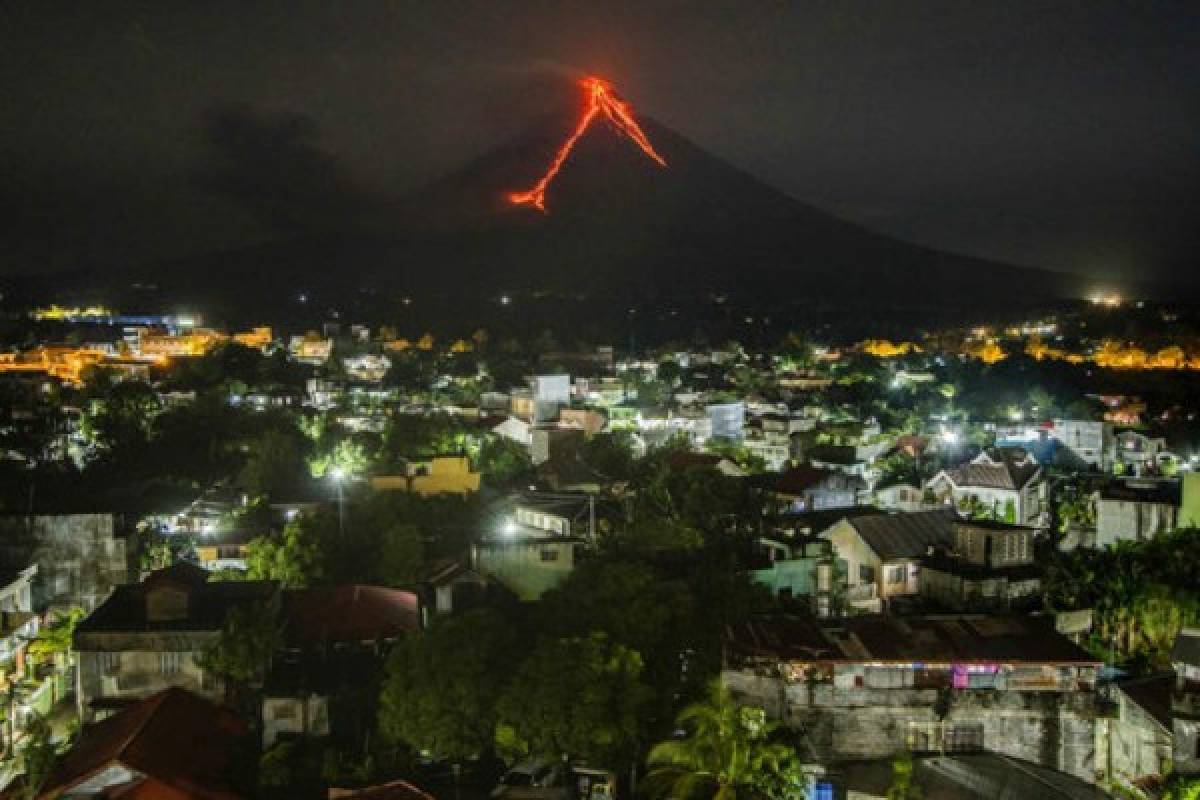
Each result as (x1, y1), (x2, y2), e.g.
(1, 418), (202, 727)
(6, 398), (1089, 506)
(926, 448), (1044, 526)
(706, 402), (745, 440)
(1094, 478), (1180, 547)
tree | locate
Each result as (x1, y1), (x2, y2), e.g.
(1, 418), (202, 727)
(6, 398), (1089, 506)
(379, 609), (520, 761)
(240, 428), (307, 498)
(199, 595), (283, 690)
(81, 380), (160, 455)
(885, 751), (924, 800)
(644, 681), (808, 800)
(1164, 776), (1200, 800)
(477, 436), (533, 486)
(537, 561), (697, 719)
(579, 432), (637, 482)
(27, 607), (84, 665)
(495, 634), (650, 768)
(16, 714), (57, 800)
(245, 514), (329, 587)
(375, 522), (425, 588)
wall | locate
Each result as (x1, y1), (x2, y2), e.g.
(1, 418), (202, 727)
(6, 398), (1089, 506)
(263, 693), (330, 748)
(473, 539), (577, 601)
(724, 669), (1099, 783)
(75, 633), (220, 721)
(0, 514), (128, 612)
(1096, 499), (1177, 547)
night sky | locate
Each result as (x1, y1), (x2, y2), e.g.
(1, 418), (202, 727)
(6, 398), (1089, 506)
(2, 1), (1197, 285)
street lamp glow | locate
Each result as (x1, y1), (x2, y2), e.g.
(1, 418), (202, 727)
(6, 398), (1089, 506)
(330, 466), (346, 482)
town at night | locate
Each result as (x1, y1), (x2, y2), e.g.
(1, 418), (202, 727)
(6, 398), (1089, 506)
(1, 3), (1199, 799)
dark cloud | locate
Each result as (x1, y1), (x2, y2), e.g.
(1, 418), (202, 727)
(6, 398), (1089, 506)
(194, 105), (383, 234)
(0, 1), (1197, 281)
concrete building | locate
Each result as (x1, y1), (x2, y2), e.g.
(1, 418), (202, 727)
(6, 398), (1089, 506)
(757, 465), (865, 513)
(370, 455), (481, 496)
(73, 563), (278, 721)
(262, 585), (420, 748)
(919, 520), (1041, 612)
(822, 509), (957, 612)
(706, 402), (745, 440)
(472, 535), (581, 601)
(1093, 478), (1180, 547)
(0, 512), (128, 612)
(724, 614), (1103, 783)
(751, 538), (846, 617)
(927, 447), (1044, 526)
(1172, 628), (1200, 775)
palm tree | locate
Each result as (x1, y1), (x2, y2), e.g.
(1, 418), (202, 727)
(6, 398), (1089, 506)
(885, 751), (923, 799)
(643, 681), (808, 800)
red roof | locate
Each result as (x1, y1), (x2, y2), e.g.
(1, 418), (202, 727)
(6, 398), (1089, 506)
(39, 688), (247, 800)
(284, 585), (420, 646)
(329, 780), (434, 800)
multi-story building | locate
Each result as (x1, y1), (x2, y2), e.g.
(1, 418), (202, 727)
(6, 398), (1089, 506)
(723, 614), (1103, 782)
(0, 512), (128, 612)
(926, 447), (1044, 526)
(73, 563), (278, 721)
(919, 519), (1041, 612)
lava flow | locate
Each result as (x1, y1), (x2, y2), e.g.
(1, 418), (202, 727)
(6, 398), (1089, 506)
(508, 76), (667, 212)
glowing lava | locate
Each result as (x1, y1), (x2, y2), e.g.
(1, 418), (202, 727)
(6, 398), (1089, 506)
(508, 76), (667, 212)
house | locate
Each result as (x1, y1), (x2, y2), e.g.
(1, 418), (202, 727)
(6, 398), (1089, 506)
(558, 408), (606, 435)
(807, 445), (874, 484)
(873, 483), (929, 512)
(723, 613), (1102, 782)
(370, 455), (481, 496)
(0, 563), (39, 673)
(1113, 430), (1171, 475)
(419, 560), (489, 620)
(1172, 628), (1200, 775)
(663, 450), (746, 478)
(919, 520), (1041, 612)
(1093, 478), (1180, 547)
(36, 687), (250, 799)
(191, 529), (257, 572)
(926, 447), (1044, 525)
(492, 415), (533, 447)
(472, 529), (583, 602)
(823, 509), (956, 612)
(262, 585), (421, 748)
(1051, 419), (1113, 469)
(0, 512), (128, 612)
(750, 538), (846, 617)
(829, 753), (1107, 799)
(73, 563), (278, 721)
(503, 492), (598, 538)
(1105, 674), (1174, 788)
(755, 465), (865, 513)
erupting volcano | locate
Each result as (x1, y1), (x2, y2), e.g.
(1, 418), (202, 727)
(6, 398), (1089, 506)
(508, 76), (667, 212)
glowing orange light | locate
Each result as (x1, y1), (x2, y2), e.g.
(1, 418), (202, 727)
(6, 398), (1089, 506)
(509, 76), (667, 212)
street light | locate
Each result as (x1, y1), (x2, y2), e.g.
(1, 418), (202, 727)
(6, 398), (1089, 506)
(330, 467), (346, 537)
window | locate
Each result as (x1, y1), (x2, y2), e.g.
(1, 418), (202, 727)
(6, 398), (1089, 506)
(859, 565), (875, 583)
(272, 702), (298, 720)
(160, 652), (184, 675)
(539, 548), (559, 563)
(98, 652), (121, 673)
(888, 566), (907, 585)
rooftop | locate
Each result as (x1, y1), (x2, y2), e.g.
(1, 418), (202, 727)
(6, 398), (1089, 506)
(39, 687), (248, 800)
(727, 613), (1099, 666)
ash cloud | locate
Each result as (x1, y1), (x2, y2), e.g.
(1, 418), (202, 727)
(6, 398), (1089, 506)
(194, 104), (383, 234)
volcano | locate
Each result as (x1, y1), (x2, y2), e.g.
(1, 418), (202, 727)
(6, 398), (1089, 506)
(16, 79), (1093, 324)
